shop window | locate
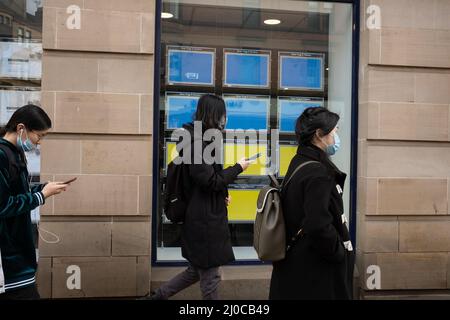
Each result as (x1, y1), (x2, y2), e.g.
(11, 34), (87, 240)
(155, 0), (355, 263)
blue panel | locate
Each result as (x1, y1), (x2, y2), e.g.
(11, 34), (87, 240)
(225, 98), (269, 130)
(279, 99), (323, 133)
(166, 95), (199, 129)
(225, 53), (269, 87)
(280, 56), (323, 90)
(168, 50), (214, 85)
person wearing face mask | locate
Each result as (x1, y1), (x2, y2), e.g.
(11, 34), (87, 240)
(269, 107), (354, 300)
(0, 105), (71, 300)
(144, 94), (251, 300)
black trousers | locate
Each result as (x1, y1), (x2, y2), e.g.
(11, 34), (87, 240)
(0, 284), (40, 300)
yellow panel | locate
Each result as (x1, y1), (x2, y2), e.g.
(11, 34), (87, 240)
(166, 142), (179, 167)
(224, 143), (267, 176)
(227, 189), (259, 221)
(279, 145), (297, 177)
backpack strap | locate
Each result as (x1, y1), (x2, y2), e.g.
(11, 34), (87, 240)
(281, 160), (320, 191)
(281, 160), (321, 253)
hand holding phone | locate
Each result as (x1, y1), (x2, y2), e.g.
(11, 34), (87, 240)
(246, 153), (262, 161)
(61, 177), (77, 185)
(42, 180), (74, 199)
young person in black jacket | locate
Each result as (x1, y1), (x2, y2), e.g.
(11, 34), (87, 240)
(269, 107), (355, 300)
(0, 105), (71, 300)
(149, 94), (251, 300)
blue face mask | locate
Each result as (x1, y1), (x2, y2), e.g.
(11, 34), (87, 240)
(17, 129), (36, 152)
(325, 132), (340, 156)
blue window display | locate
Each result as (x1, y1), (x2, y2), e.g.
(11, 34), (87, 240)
(166, 93), (200, 129)
(278, 97), (323, 133)
(279, 53), (324, 90)
(167, 47), (215, 86)
(224, 96), (269, 131)
(224, 50), (270, 88)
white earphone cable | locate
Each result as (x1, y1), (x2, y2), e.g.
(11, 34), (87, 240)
(37, 223), (61, 244)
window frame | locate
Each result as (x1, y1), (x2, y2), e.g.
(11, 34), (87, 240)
(151, 0), (360, 266)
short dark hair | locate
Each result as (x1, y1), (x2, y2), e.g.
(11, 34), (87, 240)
(0, 104), (52, 136)
(295, 107), (339, 146)
(193, 94), (226, 130)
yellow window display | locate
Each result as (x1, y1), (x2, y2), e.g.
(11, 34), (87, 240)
(165, 141), (178, 169)
(166, 141), (268, 177)
(279, 144), (297, 177)
(224, 142), (268, 176)
(227, 189), (260, 222)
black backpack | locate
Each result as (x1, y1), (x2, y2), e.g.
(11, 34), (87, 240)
(0, 144), (23, 188)
(163, 158), (192, 224)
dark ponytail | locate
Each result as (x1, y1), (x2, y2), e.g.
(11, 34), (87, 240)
(295, 107), (339, 146)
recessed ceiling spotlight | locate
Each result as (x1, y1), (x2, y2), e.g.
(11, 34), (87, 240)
(161, 12), (174, 19)
(264, 19), (281, 25)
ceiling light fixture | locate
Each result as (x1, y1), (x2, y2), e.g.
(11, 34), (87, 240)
(264, 19), (281, 25)
(161, 12), (174, 19)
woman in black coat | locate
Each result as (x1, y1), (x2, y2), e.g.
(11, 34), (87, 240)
(150, 94), (251, 300)
(269, 107), (355, 300)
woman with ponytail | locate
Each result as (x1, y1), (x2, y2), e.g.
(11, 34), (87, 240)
(0, 105), (71, 299)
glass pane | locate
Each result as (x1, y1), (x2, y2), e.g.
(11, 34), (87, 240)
(157, 0), (354, 263)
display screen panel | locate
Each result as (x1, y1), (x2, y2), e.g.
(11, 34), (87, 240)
(224, 142), (268, 176)
(167, 46), (215, 86)
(227, 189), (260, 222)
(224, 49), (270, 88)
(224, 95), (270, 131)
(165, 92), (201, 129)
(278, 97), (323, 133)
(279, 52), (324, 91)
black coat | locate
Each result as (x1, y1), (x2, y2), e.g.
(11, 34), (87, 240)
(269, 145), (354, 300)
(180, 123), (243, 268)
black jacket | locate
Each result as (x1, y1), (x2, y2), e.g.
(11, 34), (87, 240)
(179, 123), (243, 268)
(269, 145), (354, 300)
(0, 138), (45, 293)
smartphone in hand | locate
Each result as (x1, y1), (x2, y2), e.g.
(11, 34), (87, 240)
(61, 177), (77, 184)
(246, 153), (262, 161)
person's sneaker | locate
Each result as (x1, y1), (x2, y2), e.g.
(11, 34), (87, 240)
(150, 290), (165, 300)
(137, 290), (165, 300)
(137, 294), (149, 300)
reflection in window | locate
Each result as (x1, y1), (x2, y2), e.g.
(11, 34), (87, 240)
(17, 27), (23, 39)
